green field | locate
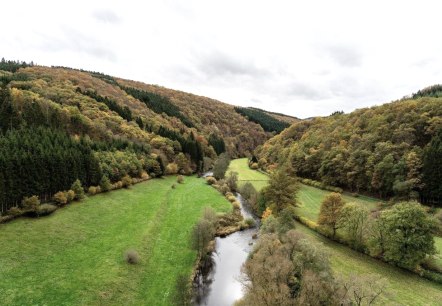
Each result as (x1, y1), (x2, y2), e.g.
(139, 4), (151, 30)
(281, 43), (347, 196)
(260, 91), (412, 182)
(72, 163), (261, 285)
(227, 158), (269, 191)
(229, 158), (442, 305)
(0, 176), (231, 306)
(296, 184), (380, 222)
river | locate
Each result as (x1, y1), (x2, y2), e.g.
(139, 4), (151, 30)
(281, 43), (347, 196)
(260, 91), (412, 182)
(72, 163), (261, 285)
(194, 193), (259, 306)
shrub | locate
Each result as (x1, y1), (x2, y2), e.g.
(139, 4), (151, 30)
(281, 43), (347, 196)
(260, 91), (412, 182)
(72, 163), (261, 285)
(140, 171), (149, 180)
(166, 163), (179, 175)
(21, 195), (40, 211)
(206, 176), (216, 185)
(250, 163), (259, 170)
(99, 175), (112, 192)
(232, 201), (241, 210)
(227, 195), (237, 203)
(7, 206), (22, 216)
(422, 258), (442, 274)
(37, 204), (57, 216)
(245, 217), (256, 228)
(0, 214), (14, 223)
(95, 186), (102, 194)
(122, 175), (133, 188)
(177, 175), (184, 184)
(113, 181), (123, 190)
(88, 186), (97, 195)
(124, 249), (140, 264)
(53, 191), (68, 205)
(66, 190), (75, 202)
(171, 183), (176, 189)
(217, 183), (230, 195)
(71, 179), (85, 200)
(225, 192), (234, 198)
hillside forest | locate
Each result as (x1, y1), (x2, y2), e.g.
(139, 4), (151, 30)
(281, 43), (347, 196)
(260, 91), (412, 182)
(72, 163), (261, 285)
(0, 59), (293, 214)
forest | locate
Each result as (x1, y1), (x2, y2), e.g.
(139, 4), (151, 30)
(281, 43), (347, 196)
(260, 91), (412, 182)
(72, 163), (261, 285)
(0, 62), (285, 215)
(256, 95), (442, 205)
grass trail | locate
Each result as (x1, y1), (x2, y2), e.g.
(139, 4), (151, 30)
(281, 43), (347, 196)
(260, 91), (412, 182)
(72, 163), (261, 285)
(0, 176), (231, 306)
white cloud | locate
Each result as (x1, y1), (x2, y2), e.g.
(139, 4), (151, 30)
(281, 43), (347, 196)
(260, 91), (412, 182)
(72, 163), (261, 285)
(1, 0), (441, 118)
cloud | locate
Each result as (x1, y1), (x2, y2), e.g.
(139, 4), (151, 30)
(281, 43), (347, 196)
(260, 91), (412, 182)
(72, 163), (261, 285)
(92, 9), (121, 24)
(320, 44), (363, 68)
(285, 81), (331, 101)
(35, 27), (117, 61)
(192, 50), (269, 79)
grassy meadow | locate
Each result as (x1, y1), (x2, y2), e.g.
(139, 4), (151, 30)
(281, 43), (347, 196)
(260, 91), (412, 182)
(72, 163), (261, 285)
(227, 158), (269, 191)
(229, 158), (442, 305)
(0, 176), (231, 306)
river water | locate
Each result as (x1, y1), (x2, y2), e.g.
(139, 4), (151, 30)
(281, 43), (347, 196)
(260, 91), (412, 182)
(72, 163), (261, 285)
(195, 193), (259, 306)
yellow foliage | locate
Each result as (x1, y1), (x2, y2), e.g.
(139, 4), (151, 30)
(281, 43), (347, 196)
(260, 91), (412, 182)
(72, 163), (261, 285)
(262, 207), (272, 220)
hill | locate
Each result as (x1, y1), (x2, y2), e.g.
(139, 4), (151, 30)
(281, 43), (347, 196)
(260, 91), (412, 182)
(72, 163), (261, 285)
(0, 60), (280, 213)
(255, 94), (442, 204)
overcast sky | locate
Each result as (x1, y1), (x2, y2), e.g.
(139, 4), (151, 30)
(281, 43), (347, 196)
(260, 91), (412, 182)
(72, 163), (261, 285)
(1, 0), (441, 118)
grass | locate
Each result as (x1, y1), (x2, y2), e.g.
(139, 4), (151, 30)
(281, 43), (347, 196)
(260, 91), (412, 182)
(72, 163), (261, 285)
(0, 176), (231, 306)
(229, 158), (442, 305)
(296, 184), (380, 222)
(227, 158), (269, 191)
(295, 222), (442, 305)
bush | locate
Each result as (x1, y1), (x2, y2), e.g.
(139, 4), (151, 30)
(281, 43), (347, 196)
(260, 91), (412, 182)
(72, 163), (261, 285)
(171, 183), (176, 189)
(422, 258), (442, 274)
(177, 175), (184, 184)
(227, 195), (237, 203)
(140, 171), (149, 180)
(250, 163), (259, 170)
(113, 181), (123, 190)
(71, 179), (85, 200)
(206, 176), (216, 185)
(66, 190), (76, 202)
(122, 175), (133, 188)
(21, 195), (40, 211)
(232, 201), (241, 210)
(99, 175), (112, 192)
(53, 191), (68, 205)
(7, 206), (22, 217)
(88, 186), (97, 195)
(0, 214), (14, 223)
(245, 217), (256, 228)
(124, 249), (140, 264)
(166, 163), (179, 175)
(217, 183), (230, 195)
(37, 204), (57, 216)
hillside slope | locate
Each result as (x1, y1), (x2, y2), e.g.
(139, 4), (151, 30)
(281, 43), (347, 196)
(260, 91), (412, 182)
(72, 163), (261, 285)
(256, 95), (442, 203)
(0, 61), (279, 212)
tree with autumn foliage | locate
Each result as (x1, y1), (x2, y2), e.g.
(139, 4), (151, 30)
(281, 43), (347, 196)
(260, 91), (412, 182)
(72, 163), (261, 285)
(262, 165), (298, 215)
(318, 193), (345, 238)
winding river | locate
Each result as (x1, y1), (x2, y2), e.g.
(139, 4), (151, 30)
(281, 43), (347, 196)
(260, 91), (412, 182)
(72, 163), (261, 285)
(195, 192), (259, 306)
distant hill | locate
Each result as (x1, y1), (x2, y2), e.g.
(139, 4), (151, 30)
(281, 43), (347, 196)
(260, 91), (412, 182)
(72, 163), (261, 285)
(256, 93), (442, 204)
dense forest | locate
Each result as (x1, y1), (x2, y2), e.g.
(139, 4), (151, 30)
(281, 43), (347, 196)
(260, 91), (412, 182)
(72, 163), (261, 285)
(256, 94), (442, 204)
(234, 106), (291, 133)
(0, 61), (283, 214)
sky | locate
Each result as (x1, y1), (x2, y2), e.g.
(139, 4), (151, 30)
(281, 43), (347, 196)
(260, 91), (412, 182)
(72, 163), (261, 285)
(1, 0), (442, 118)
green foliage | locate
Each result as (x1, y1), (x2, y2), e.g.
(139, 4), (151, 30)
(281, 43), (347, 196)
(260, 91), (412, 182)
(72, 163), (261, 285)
(77, 88), (133, 121)
(257, 97), (442, 201)
(0, 58), (33, 73)
(213, 153), (230, 180)
(208, 134), (226, 155)
(0, 127), (100, 213)
(21, 195), (40, 211)
(234, 106), (290, 133)
(99, 175), (112, 192)
(379, 201), (437, 269)
(225, 171), (238, 192)
(71, 179), (85, 200)
(36, 204), (57, 216)
(422, 129), (442, 203)
(262, 166), (298, 214)
(338, 203), (369, 250)
(121, 86), (194, 127)
(121, 175), (133, 188)
(411, 84), (442, 99)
